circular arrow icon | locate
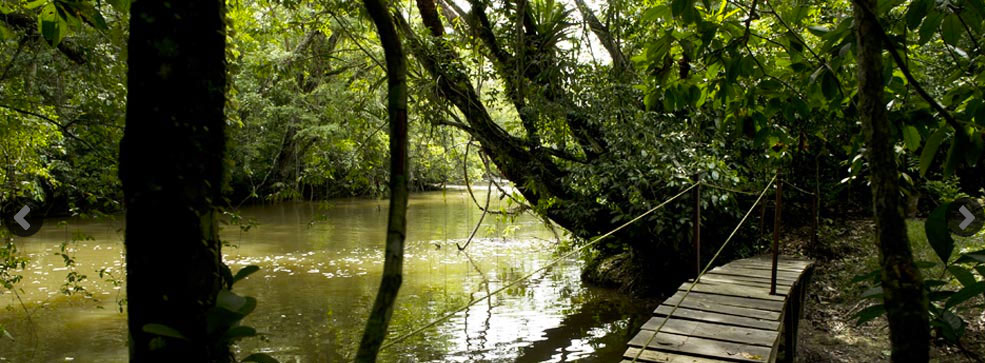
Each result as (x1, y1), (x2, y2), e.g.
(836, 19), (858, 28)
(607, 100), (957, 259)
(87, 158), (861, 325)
(947, 198), (984, 237)
(3, 201), (44, 237)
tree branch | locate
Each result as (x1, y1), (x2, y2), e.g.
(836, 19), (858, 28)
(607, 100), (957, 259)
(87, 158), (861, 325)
(573, 0), (631, 75)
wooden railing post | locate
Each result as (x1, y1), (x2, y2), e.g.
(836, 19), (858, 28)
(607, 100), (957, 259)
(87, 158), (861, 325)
(694, 175), (701, 277)
(771, 171), (783, 295)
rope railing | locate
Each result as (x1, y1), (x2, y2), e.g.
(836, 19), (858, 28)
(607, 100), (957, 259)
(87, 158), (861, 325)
(629, 174), (778, 362)
(378, 182), (701, 351)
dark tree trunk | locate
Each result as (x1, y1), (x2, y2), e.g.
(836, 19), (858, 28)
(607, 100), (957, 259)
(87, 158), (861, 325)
(853, 0), (930, 360)
(356, 0), (409, 360)
(119, 0), (230, 361)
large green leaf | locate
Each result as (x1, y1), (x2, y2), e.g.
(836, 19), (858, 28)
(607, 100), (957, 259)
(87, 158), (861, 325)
(232, 265), (260, 284)
(37, 2), (65, 46)
(906, 0), (931, 30)
(671, 0), (691, 18)
(948, 265), (977, 287)
(926, 203), (955, 264)
(919, 128), (946, 176)
(919, 12), (944, 45)
(901, 125), (920, 152)
(946, 282), (985, 308)
(821, 69), (840, 101)
(941, 14), (962, 44)
(854, 304), (886, 326)
(956, 249), (985, 264)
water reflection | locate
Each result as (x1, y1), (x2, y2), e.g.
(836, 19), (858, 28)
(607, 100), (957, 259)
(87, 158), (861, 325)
(0, 190), (653, 362)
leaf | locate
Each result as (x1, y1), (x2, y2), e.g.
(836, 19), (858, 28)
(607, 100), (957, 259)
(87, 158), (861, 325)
(933, 310), (966, 342)
(643, 6), (670, 23)
(37, 3), (64, 46)
(956, 249), (985, 264)
(861, 286), (884, 300)
(906, 0), (931, 30)
(941, 14), (962, 44)
(242, 353), (280, 363)
(919, 128), (946, 176)
(852, 269), (881, 283)
(671, 0), (691, 18)
(142, 324), (188, 340)
(24, 0), (47, 9)
(76, 3), (109, 31)
(948, 265), (977, 287)
(821, 69), (840, 101)
(223, 326), (257, 341)
(0, 23), (12, 40)
(930, 290), (956, 302)
(854, 304), (886, 326)
(107, 0), (131, 14)
(807, 25), (829, 36)
(919, 12), (944, 45)
(926, 203), (955, 264)
(902, 125), (921, 152)
(947, 282), (985, 308)
(943, 137), (961, 177)
(233, 265), (260, 284)
(217, 290), (247, 313)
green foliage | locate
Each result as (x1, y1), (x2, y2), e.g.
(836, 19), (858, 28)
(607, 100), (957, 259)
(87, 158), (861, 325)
(854, 221), (985, 344)
(142, 265), (279, 363)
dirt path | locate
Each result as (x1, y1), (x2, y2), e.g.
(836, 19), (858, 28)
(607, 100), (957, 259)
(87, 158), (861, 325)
(788, 220), (984, 362)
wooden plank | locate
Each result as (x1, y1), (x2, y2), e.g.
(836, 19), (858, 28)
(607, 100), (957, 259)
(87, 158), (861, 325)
(662, 293), (782, 320)
(623, 347), (733, 363)
(711, 266), (800, 281)
(637, 316), (779, 347)
(628, 330), (772, 362)
(704, 272), (795, 287)
(714, 265), (803, 278)
(728, 261), (807, 273)
(678, 281), (787, 301)
(653, 305), (781, 330)
(664, 291), (785, 312)
(742, 255), (814, 266)
(693, 276), (793, 294)
(734, 257), (812, 268)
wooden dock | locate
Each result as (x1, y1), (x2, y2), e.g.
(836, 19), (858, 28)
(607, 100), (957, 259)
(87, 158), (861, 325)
(622, 255), (814, 363)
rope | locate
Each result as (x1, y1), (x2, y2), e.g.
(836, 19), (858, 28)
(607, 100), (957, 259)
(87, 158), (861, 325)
(379, 182), (700, 351)
(785, 181), (816, 196)
(629, 174), (777, 362)
(698, 181), (761, 195)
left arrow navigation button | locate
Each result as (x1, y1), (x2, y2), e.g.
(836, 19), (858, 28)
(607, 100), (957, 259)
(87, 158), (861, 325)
(4, 202), (43, 237)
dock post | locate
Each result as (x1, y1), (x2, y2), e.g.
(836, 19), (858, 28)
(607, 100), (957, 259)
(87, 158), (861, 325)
(771, 171), (783, 295)
(694, 174), (701, 277)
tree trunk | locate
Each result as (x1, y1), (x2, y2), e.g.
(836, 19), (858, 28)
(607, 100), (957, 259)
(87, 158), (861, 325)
(119, 0), (230, 361)
(853, 0), (930, 360)
(356, 0), (409, 360)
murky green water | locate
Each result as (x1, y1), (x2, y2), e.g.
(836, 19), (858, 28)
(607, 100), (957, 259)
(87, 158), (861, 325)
(0, 189), (652, 362)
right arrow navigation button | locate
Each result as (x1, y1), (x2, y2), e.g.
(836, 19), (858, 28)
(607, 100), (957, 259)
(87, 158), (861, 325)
(948, 198), (984, 237)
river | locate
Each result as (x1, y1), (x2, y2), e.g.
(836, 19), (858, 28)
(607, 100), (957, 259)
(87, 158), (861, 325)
(0, 189), (653, 362)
